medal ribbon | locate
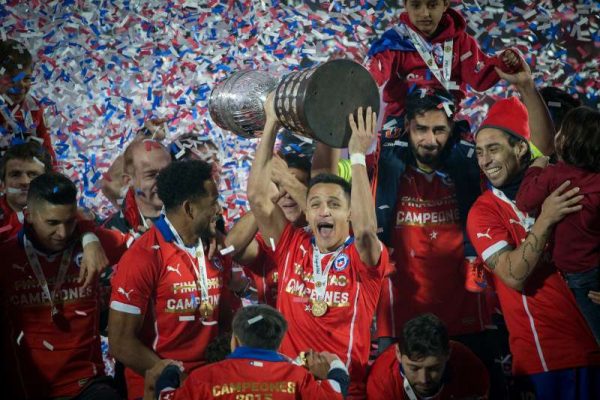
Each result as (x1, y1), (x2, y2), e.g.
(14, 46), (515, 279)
(311, 236), (353, 302)
(406, 27), (456, 90)
(23, 235), (74, 319)
(163, 217), (210, 307)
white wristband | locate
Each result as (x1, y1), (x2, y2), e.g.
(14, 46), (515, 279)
(82, 232), (100, 247)
(350, 153), (366, 166)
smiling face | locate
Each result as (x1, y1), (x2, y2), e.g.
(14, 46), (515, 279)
(2, 158), (46, 211)
(306, 182), (350, 252)
(405, 0), (449, 37)
(476, 128), (529, 187)
(26, 201), (78, 253)
(2, 64), (33, 105)
(189, 179), (221, 240)
(126, 144), (172, 212)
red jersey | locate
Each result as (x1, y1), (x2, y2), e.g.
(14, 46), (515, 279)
(274, 222), (388, 399)
(110, 215), (232, 399)
(0, 227), (128, 399)
(467, 188), (600, 375)
(367, 8), (501, 123)
(367, 341), (489, 399)
(158, 347), (343, 400)
(242, 233), (278, 307)
(0, 195), (23, 241)
(0, 97), (56, 162)
(378, 167), (485, 338)
(516, 162), (600, 273)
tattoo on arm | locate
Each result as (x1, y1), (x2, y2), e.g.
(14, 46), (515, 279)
(508, 230), (548, 282)
(485, 248), (510, 271)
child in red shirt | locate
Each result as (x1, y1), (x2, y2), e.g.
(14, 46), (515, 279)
(0, 39), (56, 162)
(516, 106), (600, 343)
(367, 0), (521, 138)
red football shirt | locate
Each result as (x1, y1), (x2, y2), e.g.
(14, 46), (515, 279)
(379, 167), (485, 338)
(242, 233), (278, 307)
(366, 341), (489, 399)
(158, 347), (343, 400)
(110, 216), (232, 399)
(0, 227), (128, 399)
(273, 222), (388, 399)
(467, 188), (600, 375)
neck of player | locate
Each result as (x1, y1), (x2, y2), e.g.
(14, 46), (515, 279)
(136, 197), (163, 219)
(167, 212), (201, 248)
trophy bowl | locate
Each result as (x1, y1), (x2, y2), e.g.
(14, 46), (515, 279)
(274, 59), (380, 148)
(208, 70), (278, 139)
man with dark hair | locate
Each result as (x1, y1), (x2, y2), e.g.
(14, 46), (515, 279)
(0, 142), (111, 287)
(0, 141), (52, 240)
(224, 151), (314, 307)
(367, 314), (489, 399)
(108, 160), (233, 399)
(248, 93), (388, 399)
(0, 172), (129, 399)
(103, 138), (171, 235)
(144, 305), (349, 400)
(0, 39), (56, 160)
(467, 59), (600, 398)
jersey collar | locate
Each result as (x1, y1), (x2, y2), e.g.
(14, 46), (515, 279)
(227, 346), (288, 363)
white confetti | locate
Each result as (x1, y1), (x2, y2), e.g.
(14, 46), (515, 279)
(74, 310), (87, 316)
(17, 331), (24, 345)
(43, 340), (54, 351)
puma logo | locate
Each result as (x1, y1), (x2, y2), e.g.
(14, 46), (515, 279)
(476, 228), (492, 240)
(166, 265), (182, 277)
(118, 287), (134, 301)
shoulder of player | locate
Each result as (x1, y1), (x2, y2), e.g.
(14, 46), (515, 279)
(0, 235), (21, 255)
(448, 340), (486, 372)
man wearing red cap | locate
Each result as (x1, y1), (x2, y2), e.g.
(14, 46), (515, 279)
(373, 52), (556, 398)
(467, 59), (600, 398)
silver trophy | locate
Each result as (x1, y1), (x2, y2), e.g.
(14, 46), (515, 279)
(209, 59), (379, 148)
(208, 70), (278, 139)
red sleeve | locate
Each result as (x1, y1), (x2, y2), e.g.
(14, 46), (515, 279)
(109, 244), (159, 316)
(366, 50), (397, 87)
(94, 227), (130, 265)
(367, 346), (402, 399)
(515, 166), (553, 213)
(376, 276), (397, 338)
(457, 33), (501, 91)
(298, 371), (344, 400)
(467, 199), (514, 266)
(167, 370), (210, 400)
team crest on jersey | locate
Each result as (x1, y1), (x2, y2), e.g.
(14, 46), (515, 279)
(211, 257), (223, 271)
(332, 254), (349, 272)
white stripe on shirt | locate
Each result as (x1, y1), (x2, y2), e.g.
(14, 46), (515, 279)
(522, 293), (548, 372)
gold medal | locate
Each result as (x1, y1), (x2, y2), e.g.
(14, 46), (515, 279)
(311, 299), (328, 317)
(199, 302), (214, 319)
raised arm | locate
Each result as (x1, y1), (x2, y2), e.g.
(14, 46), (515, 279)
(495, 52), (555, 156)
(480, 181), (582, 291)
(311, 141), (340, 177)
(247, 93), (288, 246)
(271, 154), (309, 212)
(348, 107), (381, 266)
(223, 212), (261, 265)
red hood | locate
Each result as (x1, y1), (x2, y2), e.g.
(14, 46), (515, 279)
(399, 8), (466, 43)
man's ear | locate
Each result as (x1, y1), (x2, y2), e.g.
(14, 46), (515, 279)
(121, 173), (132, 187)
(515, 141), (529, 159)
(444, 0), (451, 10)
(230, 334), (240, 352)
(182, 200), (194, 219)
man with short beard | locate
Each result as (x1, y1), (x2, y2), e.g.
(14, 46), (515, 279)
(108, 160), (232, 399)
(374, 56), (555, 396)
